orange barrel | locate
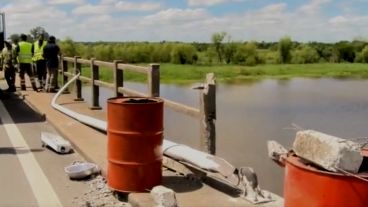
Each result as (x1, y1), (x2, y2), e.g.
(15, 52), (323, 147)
(284, 155), (368, 207)
(107, 97), (164, 192)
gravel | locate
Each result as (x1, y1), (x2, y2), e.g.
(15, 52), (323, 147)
(73, 175), (131, 207)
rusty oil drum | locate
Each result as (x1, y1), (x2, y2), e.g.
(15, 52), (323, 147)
(107, 97), (163, 192)
(284, 155), (368, 207)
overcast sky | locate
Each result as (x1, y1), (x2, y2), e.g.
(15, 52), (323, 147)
(1, 0), (368, 42)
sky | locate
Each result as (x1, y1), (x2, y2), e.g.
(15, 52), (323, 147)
(1, 0), (368, 42)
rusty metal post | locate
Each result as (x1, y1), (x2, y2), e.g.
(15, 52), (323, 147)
(90, 58), (101, 110)
(199, 73), (216, 155)
(113, 60), (123, 97)
(74, 56), (84, 101)
(148, 64), (160, 97)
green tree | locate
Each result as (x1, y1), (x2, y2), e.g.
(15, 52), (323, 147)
(94, 44), (115, 61)
(211, 32), (227, 63)
(234, 42), (259, 66)
(291, 45), (320, 64)
(321, 46), (339, 63)
(9, 33), (20, 43)
(335, 41), (355, 62)
(362, 45), (368, 63)
(171, 44), (197, 64)
(224, 41), (237, 64)
(205, 46), (218, 65)
(278, 36), (292, 63)
(59, 37), (77, 57)
(30, 26), (49, 40)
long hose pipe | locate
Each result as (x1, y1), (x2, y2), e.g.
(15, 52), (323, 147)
(51, 73), (239, 186)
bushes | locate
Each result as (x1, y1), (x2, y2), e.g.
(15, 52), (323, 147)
(170, 44), (197, 64)
(59, 37), (77, 57)
(321, 46), (339, 63)
(58, 37), (368, 66)
(234, 42), (260, 66)
(336, 42), (356, 62)
(362, 45), (368, 63)
(278, 36), (292, 64)
(291, 45), (320, 64)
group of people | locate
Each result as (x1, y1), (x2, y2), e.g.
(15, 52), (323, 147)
(0, 33), (60, 93)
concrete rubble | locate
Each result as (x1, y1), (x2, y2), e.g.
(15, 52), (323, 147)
(151, 186), (178, 207)
(72, 175), (130, 207)
(293, 130), (364, 173)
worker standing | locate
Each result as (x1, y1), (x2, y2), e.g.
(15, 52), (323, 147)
(0, 41), (17, 92)
(17, 34), (37, 91)
(43, 35), (60, 93)
(12, 38), (19, 73)
(32, 34), (47, 90)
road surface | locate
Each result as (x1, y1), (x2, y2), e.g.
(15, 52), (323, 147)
(0, 91), (90, 207)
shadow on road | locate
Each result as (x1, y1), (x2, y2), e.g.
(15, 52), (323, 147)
(0, 147), (45, 155)
(162, 175), (203, 193)
(0, 92), (46, 124)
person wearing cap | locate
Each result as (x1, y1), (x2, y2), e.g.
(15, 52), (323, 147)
(43, 35), (60, 93)
(16, 34), (37, 91)
(32, 33), (47, 90)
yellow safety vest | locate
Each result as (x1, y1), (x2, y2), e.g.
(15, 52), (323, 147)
(33, 40), (47, 61)
(18, 41), (33, 63)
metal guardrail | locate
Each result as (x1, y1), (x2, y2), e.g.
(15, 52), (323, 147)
(60, 56), (216, 154)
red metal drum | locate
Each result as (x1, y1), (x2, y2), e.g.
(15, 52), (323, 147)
(107, 97), (164, 192)
(284, 155), (368, 207)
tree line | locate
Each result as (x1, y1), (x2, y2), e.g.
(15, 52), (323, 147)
(11, 28), (368, 66)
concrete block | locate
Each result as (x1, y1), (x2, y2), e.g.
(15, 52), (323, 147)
(151, 186), (178, 207)
(293, 130), (363, 173)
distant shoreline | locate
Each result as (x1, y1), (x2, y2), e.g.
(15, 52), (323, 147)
(81, 63), (368, 84)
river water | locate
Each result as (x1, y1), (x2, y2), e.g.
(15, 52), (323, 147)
(81, 78), (368, 195)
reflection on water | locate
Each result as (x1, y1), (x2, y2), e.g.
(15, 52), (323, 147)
(81, 78), (368, 195)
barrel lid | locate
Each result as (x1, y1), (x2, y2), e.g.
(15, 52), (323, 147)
(108, 97), (163, 104)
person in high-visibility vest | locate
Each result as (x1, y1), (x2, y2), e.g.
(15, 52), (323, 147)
(16, 34), (37, 91)
(32, 33), (47, 90)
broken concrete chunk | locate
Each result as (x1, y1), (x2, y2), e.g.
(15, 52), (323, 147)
(151, 186), (178, 207)
(293, 130), (363, 173)
(267, 140), (288, 161)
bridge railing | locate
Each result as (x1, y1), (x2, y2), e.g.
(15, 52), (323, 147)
(60, 56), (217, 155)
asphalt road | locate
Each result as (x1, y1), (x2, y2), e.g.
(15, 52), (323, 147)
(0, 91), (90, 207)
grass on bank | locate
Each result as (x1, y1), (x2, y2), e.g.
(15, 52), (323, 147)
(79, 63), (368, 84)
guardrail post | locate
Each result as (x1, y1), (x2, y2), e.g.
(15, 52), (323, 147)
(61, 55), (70, 93)
(148, 64), (160, 97)
(199, 73), (216, 155)
(74, 56), (84, 101)
(90, 58), (101, 110)
(113, 60), (123, 97)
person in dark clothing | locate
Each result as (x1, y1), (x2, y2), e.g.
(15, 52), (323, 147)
(43, 36), (60, 93)
(1, 41), (17, 92)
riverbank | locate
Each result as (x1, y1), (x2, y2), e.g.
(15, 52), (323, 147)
(81, 63), (368, 84)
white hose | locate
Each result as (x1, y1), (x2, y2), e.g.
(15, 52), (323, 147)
(51, 73), (237, 183)
(51, 73), (107, 130)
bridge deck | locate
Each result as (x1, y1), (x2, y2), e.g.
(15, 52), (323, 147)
(19, 87), (282, 207)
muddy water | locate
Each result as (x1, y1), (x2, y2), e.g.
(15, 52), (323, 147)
(82, 78), (368, 195)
